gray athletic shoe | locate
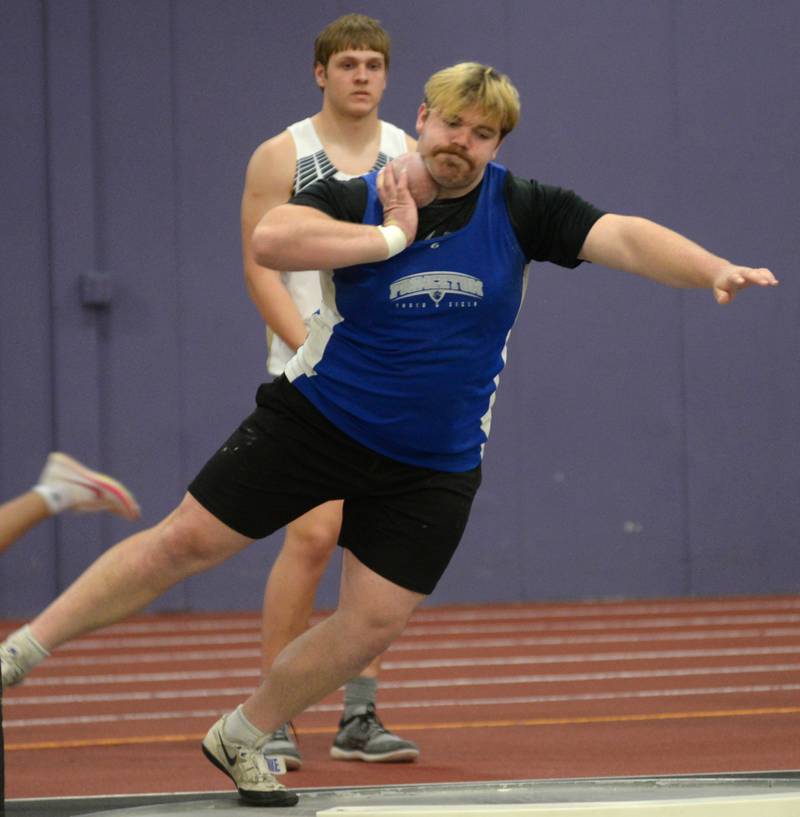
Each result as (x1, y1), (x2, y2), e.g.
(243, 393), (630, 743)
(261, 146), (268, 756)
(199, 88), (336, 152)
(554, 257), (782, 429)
(330, 704), (419, 762)
(202, 715), (298, 807)
(261, 722), (302, 771)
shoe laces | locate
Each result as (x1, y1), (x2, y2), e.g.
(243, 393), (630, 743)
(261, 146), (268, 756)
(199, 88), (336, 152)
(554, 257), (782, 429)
(270, 723), (290, 742)
(237, 747), (282, 788)
(269, 720), (300, 747)
(349, 704), (387, 740)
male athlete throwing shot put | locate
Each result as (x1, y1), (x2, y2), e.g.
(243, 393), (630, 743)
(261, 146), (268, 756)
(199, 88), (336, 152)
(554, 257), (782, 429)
(4, 62), (779, 807)
(196, 62), (774, 805)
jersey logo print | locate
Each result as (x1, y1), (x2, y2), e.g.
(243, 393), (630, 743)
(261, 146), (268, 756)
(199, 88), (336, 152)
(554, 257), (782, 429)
(294, 150), (389, 195)
(372, 151), (390, 171)
(390, 271), (483, 308)
(294, 150), (337, 193)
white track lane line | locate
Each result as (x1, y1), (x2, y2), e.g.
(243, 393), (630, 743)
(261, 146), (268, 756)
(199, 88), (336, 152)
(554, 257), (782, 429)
(5, 682), (800, 728)
(409, 598), (800, 620)
(22, 625), (800, 654)
(7, 663), (800, 706)
(383, 645), (800, 669)
(89, 597), (800, 634)
(389, 628), (800, 651)
(33, 613), (800, 650)
(14, 643), (800, 674)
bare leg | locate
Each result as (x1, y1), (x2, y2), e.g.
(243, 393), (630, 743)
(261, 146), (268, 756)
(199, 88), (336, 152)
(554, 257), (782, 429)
(245, 549), (424, 732)
(261, 500), (384, 679)
(30, 493), (253, 651)
(360, 658), (380, 677)
(0, 492), (51, 554)
(260, 500), (343, 675)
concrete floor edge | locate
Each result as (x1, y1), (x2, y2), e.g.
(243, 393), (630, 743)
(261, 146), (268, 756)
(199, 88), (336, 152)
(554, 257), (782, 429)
(5, 771), (800, 817)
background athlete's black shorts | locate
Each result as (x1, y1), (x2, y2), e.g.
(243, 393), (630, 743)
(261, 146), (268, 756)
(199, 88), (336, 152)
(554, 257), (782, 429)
(188, 376), (481, 595)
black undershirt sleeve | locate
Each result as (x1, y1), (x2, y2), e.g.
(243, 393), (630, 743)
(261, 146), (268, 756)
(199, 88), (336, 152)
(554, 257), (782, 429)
(289, 172), (606, 268)
(290, 177), (368, 223)
(504, 174), (606, 267)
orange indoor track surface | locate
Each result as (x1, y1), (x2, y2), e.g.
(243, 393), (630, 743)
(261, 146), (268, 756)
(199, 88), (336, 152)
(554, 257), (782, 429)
(3, 593), (800, 799)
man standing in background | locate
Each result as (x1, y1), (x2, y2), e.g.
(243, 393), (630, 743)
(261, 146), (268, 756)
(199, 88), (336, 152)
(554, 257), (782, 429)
(237, 13), (419, 769)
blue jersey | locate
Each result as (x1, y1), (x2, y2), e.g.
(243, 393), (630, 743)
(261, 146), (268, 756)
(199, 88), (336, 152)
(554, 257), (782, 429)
(284, 162), (528, 472)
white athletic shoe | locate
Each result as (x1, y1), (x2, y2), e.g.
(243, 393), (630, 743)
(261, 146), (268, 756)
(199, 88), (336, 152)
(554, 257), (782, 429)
(35, 452), (140, 520)
(202, 715), (299, 807)
(0, 625), (49, 688)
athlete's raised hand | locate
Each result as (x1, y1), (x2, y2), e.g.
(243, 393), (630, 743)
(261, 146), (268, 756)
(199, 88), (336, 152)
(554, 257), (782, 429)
(377, 162), (418, 248)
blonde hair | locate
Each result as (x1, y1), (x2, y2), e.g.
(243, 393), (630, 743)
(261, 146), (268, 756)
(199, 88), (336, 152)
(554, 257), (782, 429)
(424, 62), (520, 138)
(314, 13), (391, 70)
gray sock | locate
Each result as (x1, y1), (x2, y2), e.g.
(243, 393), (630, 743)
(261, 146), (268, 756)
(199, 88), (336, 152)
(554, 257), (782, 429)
(343, 676), (377, 719)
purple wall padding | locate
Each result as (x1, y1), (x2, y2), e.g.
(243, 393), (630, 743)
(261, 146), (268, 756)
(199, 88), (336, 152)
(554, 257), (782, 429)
(1, 0), (798, 615)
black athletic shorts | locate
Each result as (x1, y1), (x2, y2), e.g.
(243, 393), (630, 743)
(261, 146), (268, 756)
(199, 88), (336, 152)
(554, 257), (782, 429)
(188, 376), (481, 595)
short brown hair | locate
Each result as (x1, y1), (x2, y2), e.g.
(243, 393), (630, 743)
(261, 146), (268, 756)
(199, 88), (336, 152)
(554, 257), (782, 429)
(314, 13), (391, 70)
(424, 62), (520, 138)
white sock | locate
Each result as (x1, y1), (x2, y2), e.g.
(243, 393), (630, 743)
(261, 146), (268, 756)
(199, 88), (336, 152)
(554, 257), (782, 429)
(6, 624), (50, 665)
(223, 704), (267, 748)
(32, 485), (65, 515)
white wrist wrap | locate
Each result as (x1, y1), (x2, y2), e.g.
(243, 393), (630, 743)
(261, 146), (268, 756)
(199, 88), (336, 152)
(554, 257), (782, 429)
(377, 224), (407, 259)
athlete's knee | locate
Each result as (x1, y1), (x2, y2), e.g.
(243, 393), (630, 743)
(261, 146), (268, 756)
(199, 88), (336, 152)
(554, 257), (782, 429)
(283, 517), (339, 569)
(152, 498), (243, 575)
(339, 601), (411, 655)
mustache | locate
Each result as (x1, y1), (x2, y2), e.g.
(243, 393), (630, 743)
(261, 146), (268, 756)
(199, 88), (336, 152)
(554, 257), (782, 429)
(432, 146), (473, 168)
